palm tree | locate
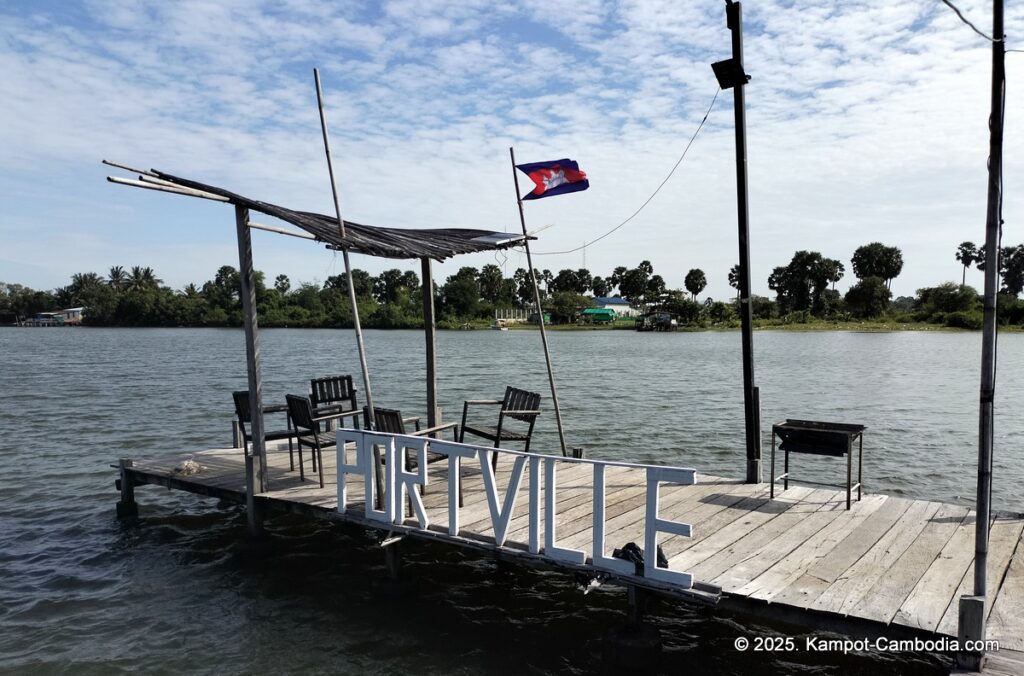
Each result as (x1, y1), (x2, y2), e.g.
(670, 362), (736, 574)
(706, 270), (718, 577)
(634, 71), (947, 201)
(684, 268), (707, 301)
(728, 264), (741, 299)
(181, 283), (200, 298)
(129, 266), (162, 290)
(108, 265), (127, 290)
(141, 267), (161, 288)
(956, 242), (978, 286)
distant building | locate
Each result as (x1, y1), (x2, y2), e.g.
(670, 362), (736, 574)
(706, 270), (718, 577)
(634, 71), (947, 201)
(26, 307), (84, 327)
(591, 296), (638, 317)
(58, 307), (84, 324)
(29, 312), (63, 327)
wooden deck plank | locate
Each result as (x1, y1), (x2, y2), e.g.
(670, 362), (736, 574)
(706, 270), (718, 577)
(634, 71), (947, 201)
(558, 478), (738, 553)
(892, 512), (978, 633)
(668, 486), (816, 573)
(985, 523), (1024, 651)
(840, 502), (969, 623)
(708, 488), (848, 590)
(735, 494), (888, 601)
(934, 514), (1024, 639)
(770, 496), (915, 609)
(812, 499), (942, 615)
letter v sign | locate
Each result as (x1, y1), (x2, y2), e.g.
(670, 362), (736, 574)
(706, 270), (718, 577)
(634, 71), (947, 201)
(478, 450), (527, 546)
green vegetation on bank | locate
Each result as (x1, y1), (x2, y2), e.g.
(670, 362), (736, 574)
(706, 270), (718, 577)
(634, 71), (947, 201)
(3, 240), (1024, 330)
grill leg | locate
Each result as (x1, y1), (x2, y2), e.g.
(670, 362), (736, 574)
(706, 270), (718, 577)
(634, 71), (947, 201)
(846, 444), (852, 510)
(858, 434), (863, 501)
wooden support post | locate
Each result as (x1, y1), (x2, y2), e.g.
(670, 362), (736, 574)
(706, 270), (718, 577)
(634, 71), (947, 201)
(384, 542), (401, 581)
(235, 205), (267, 534)
(116, 458), (138, 519)
(957, 595), (986, 671)
(627, 584), (644, 625)
(422, 257), (439, 431)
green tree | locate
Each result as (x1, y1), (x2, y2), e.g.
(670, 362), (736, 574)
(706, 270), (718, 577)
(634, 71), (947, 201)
(441, 268), (481, 318)
(324, 269), (374, 298)
(574, 269), (592, 294)
(618, 261), (659, 305)
(956, 242), (979, 286)
(546, 291), (591, 324)
(844, 276), (891, 318)
(852, 243), (903, 289)
(274, 274), (291, 295)
(684, 268), (707, 301)
(1000, 244), (1024, 297)
(373, 269), (405, 304)
(591, 276), (609, 297)
(768, 251), (834, 315)
(608, 266), (628, 294)
(478, 264), (504, 304)
(728, 264), (740, 299)
(550, 269), (578, 294)
(108, 265), (128, 290)
(823, 259), (845, 291)
(915, 283), (979, 316)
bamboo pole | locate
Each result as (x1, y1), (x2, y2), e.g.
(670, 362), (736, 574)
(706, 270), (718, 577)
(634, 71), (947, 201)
(313, 67), (384, 508)
(509, 146), (568, 457)
(247, 221), (317, 240)
(106, 176), (230, 203)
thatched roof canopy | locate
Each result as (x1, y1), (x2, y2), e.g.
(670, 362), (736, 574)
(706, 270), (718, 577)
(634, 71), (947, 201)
(141, 168), (530, 261)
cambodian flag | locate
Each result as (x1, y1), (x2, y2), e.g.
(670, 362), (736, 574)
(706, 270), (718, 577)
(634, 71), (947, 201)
(516, 159), (589, 200)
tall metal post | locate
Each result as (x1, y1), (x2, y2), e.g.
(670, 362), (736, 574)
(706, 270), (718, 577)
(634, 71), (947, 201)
(235, 205), (267, 532)
(724, 0), (761, 483)
(959, 0), (1003, 666)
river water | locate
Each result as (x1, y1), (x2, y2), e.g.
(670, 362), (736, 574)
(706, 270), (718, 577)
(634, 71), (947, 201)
(1, 327), (1021, 674)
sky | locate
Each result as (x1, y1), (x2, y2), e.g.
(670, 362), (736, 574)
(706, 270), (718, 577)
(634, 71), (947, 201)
(1, 0), (1023, 301)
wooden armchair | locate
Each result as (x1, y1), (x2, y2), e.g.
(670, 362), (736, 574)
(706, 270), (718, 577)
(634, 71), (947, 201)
(364, 406), (461, 505)
(459, 386), (542, 468)
(232, 391), (297, 469)
(285, 394), (341, 488)
(310, 375), (360, 426)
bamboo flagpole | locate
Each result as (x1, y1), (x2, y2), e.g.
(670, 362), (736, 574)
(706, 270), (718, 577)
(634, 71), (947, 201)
(313, 68), (384, 507)
(509, 147), (568, 457)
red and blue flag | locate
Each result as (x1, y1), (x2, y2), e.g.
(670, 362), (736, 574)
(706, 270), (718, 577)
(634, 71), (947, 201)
(516, 159), (589, 200)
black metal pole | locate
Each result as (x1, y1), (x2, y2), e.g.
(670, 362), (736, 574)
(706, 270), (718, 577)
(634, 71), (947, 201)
(725, 1), (761, 483)
(976, 0), (1004, 602)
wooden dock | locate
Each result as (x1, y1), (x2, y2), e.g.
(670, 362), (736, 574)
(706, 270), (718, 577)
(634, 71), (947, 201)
(117, 436), (1024, 668)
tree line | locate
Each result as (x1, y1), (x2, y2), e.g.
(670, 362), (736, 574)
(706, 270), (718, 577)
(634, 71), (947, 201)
(2, 240), (1023, 329)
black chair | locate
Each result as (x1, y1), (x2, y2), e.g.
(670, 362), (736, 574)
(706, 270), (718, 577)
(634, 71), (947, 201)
(310, 375), (360, 422)
(232, 391), (297, 469)
(363, 406), (462, 505)
(285, 394), (340, 488)
(460, 386), (541, 468)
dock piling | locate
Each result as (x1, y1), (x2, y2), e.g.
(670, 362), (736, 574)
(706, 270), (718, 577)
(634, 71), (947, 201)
(956, 595), (986, 671)
(115, 458), (138, 519)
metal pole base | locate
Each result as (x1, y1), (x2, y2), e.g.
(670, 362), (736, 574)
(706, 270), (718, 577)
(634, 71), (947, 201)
(745, 458), (762, 484)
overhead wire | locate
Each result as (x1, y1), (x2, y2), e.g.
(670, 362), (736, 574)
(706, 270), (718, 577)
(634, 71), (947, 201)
(529, 87), (720, 257)
(940, 0), (1001, 42)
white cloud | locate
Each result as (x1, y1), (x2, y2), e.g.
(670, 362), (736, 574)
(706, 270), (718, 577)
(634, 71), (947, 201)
(0, 0), (1021, 300)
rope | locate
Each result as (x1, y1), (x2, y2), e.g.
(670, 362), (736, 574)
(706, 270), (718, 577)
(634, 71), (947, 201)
(531, 88), (720, 256)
